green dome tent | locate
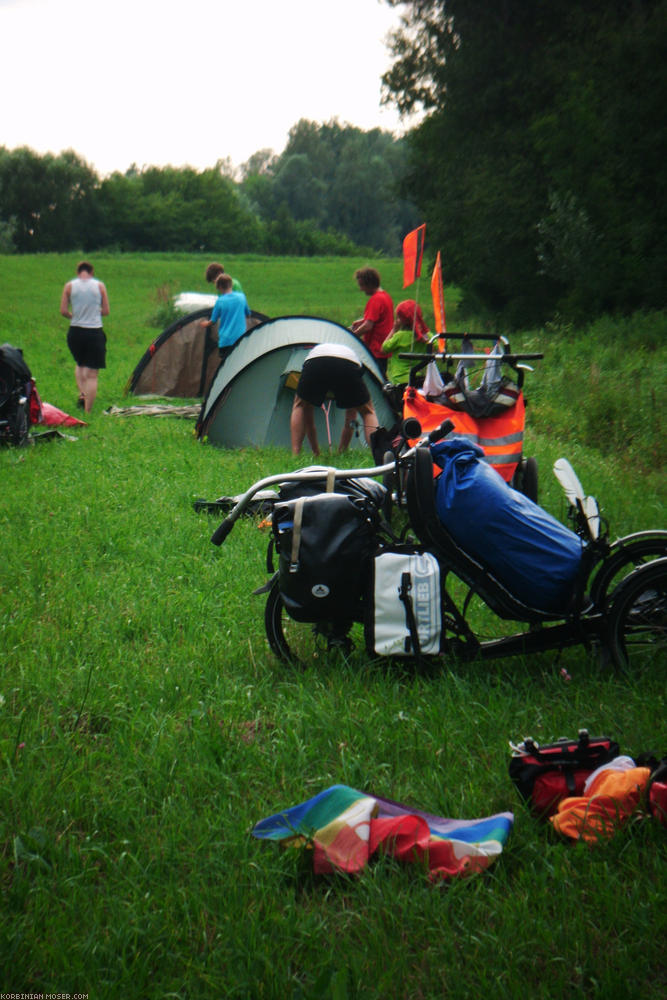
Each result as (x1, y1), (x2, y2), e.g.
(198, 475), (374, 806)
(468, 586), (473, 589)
(196, 316), (396, 450)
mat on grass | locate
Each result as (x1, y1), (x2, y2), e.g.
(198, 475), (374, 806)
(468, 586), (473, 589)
(104, 404), (200, 418)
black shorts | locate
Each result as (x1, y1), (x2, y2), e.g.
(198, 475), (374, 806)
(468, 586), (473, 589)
(67, 326), (107, 369)
(296, 356), (371, 409)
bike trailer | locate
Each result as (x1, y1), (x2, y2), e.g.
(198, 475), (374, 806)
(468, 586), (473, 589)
(395, 334), (543, 501)
(404, 385), (526, 485)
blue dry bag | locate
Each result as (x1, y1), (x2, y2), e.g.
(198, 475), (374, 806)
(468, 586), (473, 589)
(431, 438), (583, 613)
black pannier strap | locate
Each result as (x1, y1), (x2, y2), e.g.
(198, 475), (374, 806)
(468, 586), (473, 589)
(398, 571), (421, 657)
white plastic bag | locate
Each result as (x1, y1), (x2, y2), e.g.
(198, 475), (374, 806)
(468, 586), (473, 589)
(421, 360), (445, 397)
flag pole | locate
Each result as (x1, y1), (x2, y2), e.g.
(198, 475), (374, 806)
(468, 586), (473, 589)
(410, 276), (422, 350)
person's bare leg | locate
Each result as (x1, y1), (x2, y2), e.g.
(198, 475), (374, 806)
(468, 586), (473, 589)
(291, 397), (319, 455)
(360, 401), (378, 447)
(338, 408), (357, 452)
(80, 367), (98, 413)
(75, 364), (86, 403)
(303, 403), (320, 455)
(290, 397), (306, 454)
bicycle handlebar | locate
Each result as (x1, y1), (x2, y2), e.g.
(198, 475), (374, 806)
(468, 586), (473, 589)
(210, 517), (236, 546)
(428, 418), (455, 443)
(210, 418), (454, 546)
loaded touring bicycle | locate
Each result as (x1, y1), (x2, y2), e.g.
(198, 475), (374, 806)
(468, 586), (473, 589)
(209, 418), (666, 669)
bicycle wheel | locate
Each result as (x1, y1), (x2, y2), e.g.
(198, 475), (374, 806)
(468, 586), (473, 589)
(591, 532), (667, 611)
(264, 581), (360, 665)
(608, 557), (667, 667)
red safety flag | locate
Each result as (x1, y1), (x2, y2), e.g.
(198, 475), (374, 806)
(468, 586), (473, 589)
(402, 224), (426, 288)
(431, 251), (447, 341)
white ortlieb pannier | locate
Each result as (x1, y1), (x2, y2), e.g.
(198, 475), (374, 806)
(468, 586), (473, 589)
(366, 550), (442, 657)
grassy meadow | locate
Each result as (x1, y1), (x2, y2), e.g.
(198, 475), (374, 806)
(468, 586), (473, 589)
(0, 253), (665, 998)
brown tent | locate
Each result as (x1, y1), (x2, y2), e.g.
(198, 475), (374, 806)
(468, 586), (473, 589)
(125, 307), (268, 399)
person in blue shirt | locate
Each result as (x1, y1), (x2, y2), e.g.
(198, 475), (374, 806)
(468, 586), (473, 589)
(200, 273), (250, 358)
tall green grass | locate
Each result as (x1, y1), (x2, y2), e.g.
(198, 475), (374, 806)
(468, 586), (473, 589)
(0, 254), (665, 998)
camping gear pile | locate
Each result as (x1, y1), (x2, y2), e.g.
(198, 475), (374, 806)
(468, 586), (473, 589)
(509, 731), (667, 840)
(0, 343), (87, 445)
(249, 736), (665, 881)
(0, 343), (33, 446)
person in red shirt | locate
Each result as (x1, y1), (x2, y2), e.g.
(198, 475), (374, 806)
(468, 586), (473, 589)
(351, 267), (394, 379)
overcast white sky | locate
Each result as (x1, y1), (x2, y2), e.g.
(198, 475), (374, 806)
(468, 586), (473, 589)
(1, 0), (415, 177)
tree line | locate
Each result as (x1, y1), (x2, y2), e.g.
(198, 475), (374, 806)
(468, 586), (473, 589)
(383, 0), (666, 325)
(0, 122), (418, 259)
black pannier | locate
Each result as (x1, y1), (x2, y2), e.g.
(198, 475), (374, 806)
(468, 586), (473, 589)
(272, 491), (382, 623)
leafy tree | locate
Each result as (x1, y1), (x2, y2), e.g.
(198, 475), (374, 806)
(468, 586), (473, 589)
(273, 154), (327, 224)
(0, 146), (99, 251)
(252, 118), (419, 254)
(240, 148), (278, 180)
(96, 164), (261, 252)
(383, 0), (667, 324)
(0, 120), (420, 257)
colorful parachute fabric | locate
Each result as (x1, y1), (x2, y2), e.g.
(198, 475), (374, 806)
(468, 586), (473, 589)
(252, 784), (513, 881)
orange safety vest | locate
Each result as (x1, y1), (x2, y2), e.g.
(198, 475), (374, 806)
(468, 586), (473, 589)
(403, 387), (525, 483)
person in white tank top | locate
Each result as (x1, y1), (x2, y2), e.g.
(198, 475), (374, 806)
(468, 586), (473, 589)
(60, 261), (110, 413)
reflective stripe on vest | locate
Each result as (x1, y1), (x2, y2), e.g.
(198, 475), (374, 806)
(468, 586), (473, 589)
(403, 388), (526, 482)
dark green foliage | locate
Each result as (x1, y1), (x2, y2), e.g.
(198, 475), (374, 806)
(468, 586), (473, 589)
(383, 0), (667, 325)
(95, 164), (263, 253)
(241, 119), (420, 255)
(0, 146), (100, 252)
(0, 120), (417, 258)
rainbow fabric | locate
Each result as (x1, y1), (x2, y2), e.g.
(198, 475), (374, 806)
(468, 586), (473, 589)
(252, 784), (513, 881)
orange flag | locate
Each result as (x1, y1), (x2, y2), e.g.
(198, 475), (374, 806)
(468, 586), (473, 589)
(402, 224), (426, 288)
(431, 251), (447, 340)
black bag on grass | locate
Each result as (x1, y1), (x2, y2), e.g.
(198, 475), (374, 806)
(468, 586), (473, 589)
(0, 343), (32, 447)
